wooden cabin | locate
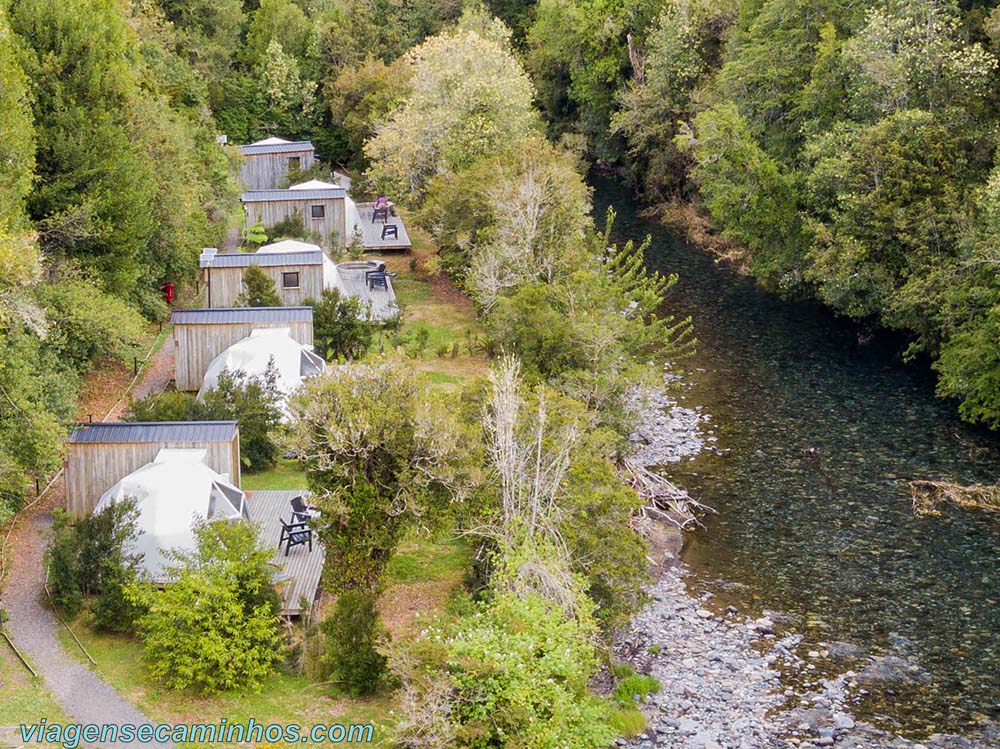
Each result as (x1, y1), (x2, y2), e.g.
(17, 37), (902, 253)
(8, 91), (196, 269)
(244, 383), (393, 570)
(200, 249), (325, 307)
(65, 421), (241, 518)
(242, 181), (347, 249)
(171, 307), (315, 392)
(238, 138), (316, 190)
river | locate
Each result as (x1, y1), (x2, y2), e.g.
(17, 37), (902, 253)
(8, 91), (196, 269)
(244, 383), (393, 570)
(593, 176), (1000, 737)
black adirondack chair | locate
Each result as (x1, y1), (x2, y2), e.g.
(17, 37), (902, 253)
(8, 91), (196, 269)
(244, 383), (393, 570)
(279, 517), (313, 556)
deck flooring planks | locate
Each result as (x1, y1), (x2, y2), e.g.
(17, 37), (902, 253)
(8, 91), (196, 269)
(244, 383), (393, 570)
(246, 490), (325, 616)
(355, 203), (412, 250)
(337, 266), (400, 321)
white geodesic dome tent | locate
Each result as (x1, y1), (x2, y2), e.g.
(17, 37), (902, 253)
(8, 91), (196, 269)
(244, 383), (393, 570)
(93, 448), (248, 583)
(197, 327), (325, 401)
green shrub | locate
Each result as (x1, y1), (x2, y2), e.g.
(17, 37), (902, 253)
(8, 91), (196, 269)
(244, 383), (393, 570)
(396, 592), (617, 748)
(200, 365), (284, 472)
(321, 589), (389, 696)
(131, 520), (282, 694)
(610, 661), (636, 679)
(612, 672), (661, 708)
(235, 265), (282, 307)
(35, 278), (146, 371)
(127, 366), (284, 473)
(305, 289), (373, 361)
(45, 500), (145, 632)
(127, 390), (199, 422)
(267, 210), (307, 241)
(607, 706), (648, 737)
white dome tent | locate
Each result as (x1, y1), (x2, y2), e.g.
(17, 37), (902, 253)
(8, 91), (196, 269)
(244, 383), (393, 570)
(258, 238), (340, 290)
(93, 448), (248, 583)
(197, 327), (325, 402)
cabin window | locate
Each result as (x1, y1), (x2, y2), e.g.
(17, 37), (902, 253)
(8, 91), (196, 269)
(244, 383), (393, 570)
(282, 272), (300, 289)
(310, 204), (325, 219)
(288, 156), (301, 170)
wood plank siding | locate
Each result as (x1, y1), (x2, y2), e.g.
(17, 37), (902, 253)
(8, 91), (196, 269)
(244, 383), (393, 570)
(64, 422), (241, 518)
(242, 188), (347, 249)
(171, 307), (314, 391)
(238, 141), (316, 190)
(202, 251), (325, 308)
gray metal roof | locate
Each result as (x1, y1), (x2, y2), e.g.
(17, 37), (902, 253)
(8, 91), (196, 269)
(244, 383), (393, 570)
(204, 251), (324, 268)
(240, 141), (315, 156)
(171, 307), (313, 325)
(241, 188), (345, 203)
(68, 421), (239, 444)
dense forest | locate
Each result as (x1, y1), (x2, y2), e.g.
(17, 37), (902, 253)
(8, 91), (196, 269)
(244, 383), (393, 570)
(6, 0), (1000, 522)
(518, 0), (1000, 430)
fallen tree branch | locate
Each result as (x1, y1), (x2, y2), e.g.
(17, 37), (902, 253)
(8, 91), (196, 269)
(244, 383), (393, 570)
(620, 458), (716, 530)
(909, 479), (1000, 517)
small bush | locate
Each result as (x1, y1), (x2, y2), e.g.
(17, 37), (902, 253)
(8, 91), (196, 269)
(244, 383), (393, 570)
(45, 500), (146, 632)
(321, 589), (389, 696)
(610, 661), (636, 679)
(235, 265), (282, 307)
(305, 289), (373, 361)
(268, 210), (307, 241)
(612, 672), (661, 708)
(127, 390), (199, 422)
(607, 706), (647, 737)
(132, 521), (282, 694)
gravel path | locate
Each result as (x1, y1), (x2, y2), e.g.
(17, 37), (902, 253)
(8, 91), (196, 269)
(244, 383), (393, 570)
(105, 334), (175, 421)
(3, 481), (172, 749)
(1, 337), (177, 748)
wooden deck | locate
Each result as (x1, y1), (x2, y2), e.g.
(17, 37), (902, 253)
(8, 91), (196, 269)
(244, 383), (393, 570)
(355, 203), (411, 250)
(336, 261), (400, 321)
(247, 490), (324, 616)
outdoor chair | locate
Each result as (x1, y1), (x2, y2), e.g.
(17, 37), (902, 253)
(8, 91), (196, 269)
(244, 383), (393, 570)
(290, 494), (318, 523)
(279, 517), (313, 556)
(367, 271), (389, 290)
(381, 224), (399, 240)
(372, 206), (389, 224)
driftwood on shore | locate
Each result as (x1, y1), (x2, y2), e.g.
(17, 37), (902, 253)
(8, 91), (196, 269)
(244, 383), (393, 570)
(909, 479), (1000, 516)
(620, 458), (715, 530)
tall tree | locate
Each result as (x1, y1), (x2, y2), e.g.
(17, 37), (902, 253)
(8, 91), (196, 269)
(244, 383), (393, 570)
(365, 25), (540, 202)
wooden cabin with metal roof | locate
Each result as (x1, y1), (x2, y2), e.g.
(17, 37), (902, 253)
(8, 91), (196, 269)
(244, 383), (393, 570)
(199, 248), (324, 307)
(242, 181), (347, 249)
(238, 137), (317, 190)
(171, 307), (315, 391)
(65, 421), (241, 517)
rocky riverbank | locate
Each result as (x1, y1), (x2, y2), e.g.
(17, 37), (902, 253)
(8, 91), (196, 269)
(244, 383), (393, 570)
(617, 551), (998, 749)
(627, 375), (715, 467)
(621, 383), (996, 749)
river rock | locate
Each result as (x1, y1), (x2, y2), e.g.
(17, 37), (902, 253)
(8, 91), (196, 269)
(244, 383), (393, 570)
(827, 641), (863, 660)
(858, 655), (931, 685)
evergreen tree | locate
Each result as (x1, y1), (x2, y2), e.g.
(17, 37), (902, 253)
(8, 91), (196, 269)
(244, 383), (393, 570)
(235, 265), (283, 307)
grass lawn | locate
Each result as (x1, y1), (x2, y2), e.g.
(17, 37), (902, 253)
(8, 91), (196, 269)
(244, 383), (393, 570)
(375, 229), (489, 389)
(242, 460), (308, 491)
(0, 645), (68, 730)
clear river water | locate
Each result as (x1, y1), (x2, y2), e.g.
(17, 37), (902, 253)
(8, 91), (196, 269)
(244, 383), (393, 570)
(593, 176), (1000, 738)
